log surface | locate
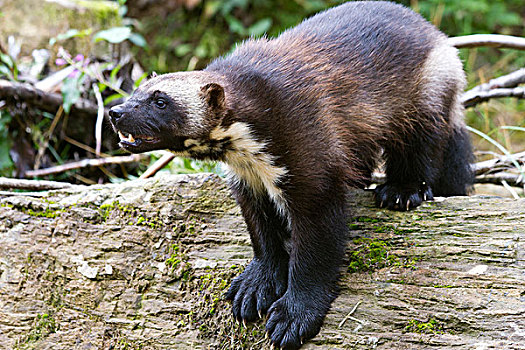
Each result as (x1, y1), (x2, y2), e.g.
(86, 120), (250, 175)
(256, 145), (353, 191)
(0, 174), (524, 349)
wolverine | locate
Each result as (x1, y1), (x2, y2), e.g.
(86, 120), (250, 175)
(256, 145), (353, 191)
(109, 1), (473, 348)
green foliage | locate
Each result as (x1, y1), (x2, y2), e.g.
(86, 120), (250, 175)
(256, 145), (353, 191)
(138, 0), (346, 72)
(49, 28), (93, 46)
(93, 26), (147, 47)
(0, 111), (14, 176)
(408, 0), (524, 36)
(0, 52), (18, 80)
(163, 156), (223, 176)
(61, 73), (86, 114)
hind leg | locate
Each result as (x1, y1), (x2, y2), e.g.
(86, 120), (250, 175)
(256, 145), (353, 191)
(375, 125), (446, 211)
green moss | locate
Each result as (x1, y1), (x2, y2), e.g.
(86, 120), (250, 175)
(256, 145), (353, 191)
(99, 201), (161, 228)
(348, 238), (395, 273)
(374, 225), (391, 233)
(348, 237), (416, 273)
(26, 207), (64, 218)
(356, 216), (380, 223)
(165, 244), (183, 270)
(15, 313), (56, 347)
(113, 337), (145, 350)
(198, 272), (231, 315)
(405, 318), (446, 334)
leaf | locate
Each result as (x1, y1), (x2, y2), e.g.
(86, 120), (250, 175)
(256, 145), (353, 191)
(97, 82), (107, 93)
(134, 72), (149, 88)
(118, 4), (128, 17)
(248, 18), (272, 37)
(110, 64), (122, 81)
(49, 28), (92, 46)
(225, 15), (246, 36)
(175, 44), (193, 57)
(0, 53), (13, 69)
(61, 74), (84, 114)
(128, 33), (147, 48)
(93, 27), (132, 44)
(104, 93), (124, 106)
(0, 65), (12, 79)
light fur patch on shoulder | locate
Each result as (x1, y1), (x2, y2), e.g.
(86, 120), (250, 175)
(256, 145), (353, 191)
(421, 41), (466, 128)
(212, 122), (289, 219)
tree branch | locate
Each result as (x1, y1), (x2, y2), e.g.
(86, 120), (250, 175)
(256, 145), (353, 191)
(461, 68), (525, 107)
(139, 152), (175, 179)
(448, 34), (525, 50)
(0, 177), (79, 191)
(476, 172), (523, 186)
(462, 87), (525, 108)
(24, 154), (147, 177)
(0, 79), (107, 119)
(473, 151), (525, 174)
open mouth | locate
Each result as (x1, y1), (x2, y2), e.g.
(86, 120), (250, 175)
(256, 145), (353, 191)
(118, 131), (158, 144)
(117, 130), (161, 152)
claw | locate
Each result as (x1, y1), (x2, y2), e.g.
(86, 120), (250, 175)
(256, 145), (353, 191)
(258, 309), (263, 319)
(423, 193), (427, 201)
(242, 319), (246, 328)
(380, 200), (384, 208)
(406, 199), (410, 211)
(396, 197), (400, 204)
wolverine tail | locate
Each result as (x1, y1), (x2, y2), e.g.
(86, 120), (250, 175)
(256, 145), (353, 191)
(432, 122), (474, 196)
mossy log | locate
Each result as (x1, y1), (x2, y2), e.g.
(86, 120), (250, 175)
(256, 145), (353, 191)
(0, 174), (524, 349)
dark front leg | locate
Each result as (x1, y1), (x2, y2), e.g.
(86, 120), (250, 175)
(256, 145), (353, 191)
(375, 126), (446, 211)
(265, 186), (348, 349)
(225, 182), (290, 322)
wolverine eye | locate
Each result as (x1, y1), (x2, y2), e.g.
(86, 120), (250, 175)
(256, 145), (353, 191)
(155, 98), (166, 109)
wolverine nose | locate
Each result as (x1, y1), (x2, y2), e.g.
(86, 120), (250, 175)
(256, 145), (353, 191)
(109, 105), (126, 123)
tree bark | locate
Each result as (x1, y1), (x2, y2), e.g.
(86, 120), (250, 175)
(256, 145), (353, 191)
(0, 174), (523, 349)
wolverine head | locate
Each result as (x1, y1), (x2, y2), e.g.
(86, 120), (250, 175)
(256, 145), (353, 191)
(109, 72), (226, 154)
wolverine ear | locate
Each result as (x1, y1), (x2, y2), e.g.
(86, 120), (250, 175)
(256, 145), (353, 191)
(201, 83), (225, 112)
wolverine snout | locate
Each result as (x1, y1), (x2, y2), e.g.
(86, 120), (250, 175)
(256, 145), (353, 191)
(109, 105), (127, 124)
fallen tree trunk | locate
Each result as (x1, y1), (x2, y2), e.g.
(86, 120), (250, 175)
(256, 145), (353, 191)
(0, 174), (523, 349)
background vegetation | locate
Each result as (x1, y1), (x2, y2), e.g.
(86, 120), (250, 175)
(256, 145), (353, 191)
(0, 0), (523, 184)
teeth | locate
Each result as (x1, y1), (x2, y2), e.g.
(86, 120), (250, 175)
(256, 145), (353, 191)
(118, 131), (135, 143)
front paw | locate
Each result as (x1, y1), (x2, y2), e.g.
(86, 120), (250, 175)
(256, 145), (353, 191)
(225, 258), (287, 322)
(375, 182), (433, 211)
(266, 292), (327, 349)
